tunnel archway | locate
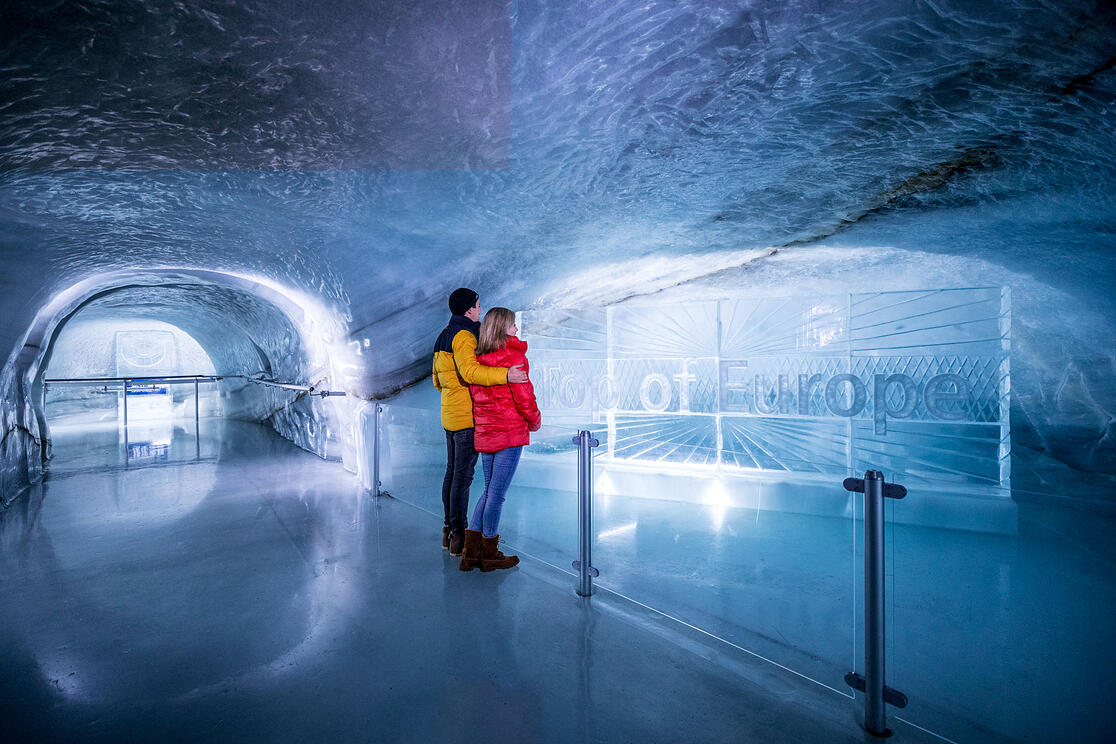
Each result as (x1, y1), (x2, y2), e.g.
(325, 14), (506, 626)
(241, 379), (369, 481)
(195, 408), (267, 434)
(1, 268), (362, 499)
(43, 314), (218, 434)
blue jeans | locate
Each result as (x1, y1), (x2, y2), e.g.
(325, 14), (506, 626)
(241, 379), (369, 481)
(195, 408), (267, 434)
(468, 446), (523, 538)
(442, 428), (478, 533)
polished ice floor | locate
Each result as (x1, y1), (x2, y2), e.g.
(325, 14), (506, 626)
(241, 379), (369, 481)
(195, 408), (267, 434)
(2, 419), (1111, 743)
(380, 406), (1116, 743)
(0, 419), (941, 744)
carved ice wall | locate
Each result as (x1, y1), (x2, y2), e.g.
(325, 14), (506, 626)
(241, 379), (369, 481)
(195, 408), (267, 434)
(523, 288), (1010, 493)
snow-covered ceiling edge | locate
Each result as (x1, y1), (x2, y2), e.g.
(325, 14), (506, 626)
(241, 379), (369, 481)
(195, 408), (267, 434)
(1, 0), (1114, 500)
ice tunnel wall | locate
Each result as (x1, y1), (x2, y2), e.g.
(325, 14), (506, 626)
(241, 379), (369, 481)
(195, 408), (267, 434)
(1, 0), (1114, 507)
(0, 270), (356, 503)
(47, 317), (218, 381)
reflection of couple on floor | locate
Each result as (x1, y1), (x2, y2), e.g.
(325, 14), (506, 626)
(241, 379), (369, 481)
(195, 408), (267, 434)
(432, 287), (541, 572)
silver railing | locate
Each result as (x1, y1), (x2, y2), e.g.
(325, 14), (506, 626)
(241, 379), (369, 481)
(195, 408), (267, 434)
(372, 403), (384, 496)
(44, 374), (346, 465)
(275, 400), (919, 737)
(240, 377), (347, 397)
(45, 375), (220, 439)
(44, 374), (347, 397)
(45, 375), (220, 462)
(571, 430), (600, 597)
(844, 470), (909, 738)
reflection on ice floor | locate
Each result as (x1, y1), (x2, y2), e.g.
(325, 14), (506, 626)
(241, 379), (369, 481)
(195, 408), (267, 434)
(386, 442), (1116, 743)
(47, 419), (214, 476)
(6, 416), (1114, 742)
(393, 465), (857, 682)
(2, 420), (926, 744)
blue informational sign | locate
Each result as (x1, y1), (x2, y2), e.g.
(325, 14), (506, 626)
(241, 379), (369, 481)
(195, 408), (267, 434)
(126, 384), (168, 396)
(521, 288), (1010, 491)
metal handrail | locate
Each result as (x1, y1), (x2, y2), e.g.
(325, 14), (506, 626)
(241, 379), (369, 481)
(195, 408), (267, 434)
(229, 375), (347, 397)
(241, 378), (311, 392)
(45, 374), (222, 385)
(45, 374), (344, 470)
(44, 374), (346, 397)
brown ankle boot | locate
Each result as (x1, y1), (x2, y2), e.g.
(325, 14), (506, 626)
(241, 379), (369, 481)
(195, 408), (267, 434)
(479, 535), (519, 572)
(458, 529), (483, 571)
(448, 529), (465, 556)
(442, 526), (450, 551)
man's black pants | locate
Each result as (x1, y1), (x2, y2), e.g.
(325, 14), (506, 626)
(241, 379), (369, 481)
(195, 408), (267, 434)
(442, 428), (478, 533)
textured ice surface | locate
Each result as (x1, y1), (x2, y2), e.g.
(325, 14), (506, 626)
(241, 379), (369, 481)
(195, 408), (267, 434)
(2, 0), (1115, 500)
(48, 317), (216, 379)
(522, 288), (1012, 492)
(44, 317), (216, 423)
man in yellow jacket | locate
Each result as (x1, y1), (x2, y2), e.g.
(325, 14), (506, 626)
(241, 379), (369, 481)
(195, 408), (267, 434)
(432, 288), (527, 555)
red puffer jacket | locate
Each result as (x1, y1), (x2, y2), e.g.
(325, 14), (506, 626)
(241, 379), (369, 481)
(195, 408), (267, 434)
(470, 336), (542, 453)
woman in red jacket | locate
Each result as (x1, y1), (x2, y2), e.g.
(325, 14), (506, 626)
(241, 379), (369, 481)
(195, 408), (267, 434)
(459, 307), (542, 572)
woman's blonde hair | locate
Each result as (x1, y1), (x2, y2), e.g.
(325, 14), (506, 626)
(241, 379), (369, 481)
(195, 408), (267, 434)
(476, 307), (516, 356)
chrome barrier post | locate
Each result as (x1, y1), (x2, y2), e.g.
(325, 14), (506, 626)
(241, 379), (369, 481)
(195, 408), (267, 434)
(194, 377), (202, 460)
(844, 470), (909, 738)
(571, 430), (600, 597)
(372, 404), (383, 496)
(122, 380), (129, 464)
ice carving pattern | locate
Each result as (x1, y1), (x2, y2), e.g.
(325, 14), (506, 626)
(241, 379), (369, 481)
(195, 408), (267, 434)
(115, 331), (174, 371)
(523, 287), (1010, 489)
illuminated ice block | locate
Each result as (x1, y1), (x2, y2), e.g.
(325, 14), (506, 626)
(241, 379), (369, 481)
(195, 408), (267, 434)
(521, 287), (1010, 494)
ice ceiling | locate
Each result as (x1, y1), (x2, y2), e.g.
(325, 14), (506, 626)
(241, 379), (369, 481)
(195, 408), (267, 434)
(1, 0), (1114, 500)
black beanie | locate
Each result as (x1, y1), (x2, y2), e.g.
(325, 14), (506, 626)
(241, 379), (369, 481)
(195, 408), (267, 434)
(448, 287), (479, 316)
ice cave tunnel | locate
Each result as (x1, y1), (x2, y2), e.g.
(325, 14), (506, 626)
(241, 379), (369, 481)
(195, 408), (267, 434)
(0, 1), (1113, 742)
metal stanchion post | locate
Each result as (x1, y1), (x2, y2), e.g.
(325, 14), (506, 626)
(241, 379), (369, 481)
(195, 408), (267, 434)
(194, 377), (201, 459)
(372, 404), (383, 496)
(571, 430), (600, 597)
(122, 380), (129, 464)
(844, 469), (909, 737)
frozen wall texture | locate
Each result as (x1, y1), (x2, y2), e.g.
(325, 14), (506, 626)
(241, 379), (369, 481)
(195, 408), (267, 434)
(522, 288), (1012, 494)
(1, 0), (1114, 502)
(48, 317), (216, 380)
(40, 300), (338, 459)
(44, 317), (215, 421)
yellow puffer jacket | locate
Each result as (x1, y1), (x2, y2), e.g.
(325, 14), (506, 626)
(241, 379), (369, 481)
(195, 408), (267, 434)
(432, 316), (508, 431)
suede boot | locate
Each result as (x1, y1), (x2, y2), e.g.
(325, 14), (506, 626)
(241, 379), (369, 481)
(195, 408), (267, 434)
(442, 526), (450, 551)
(479, 535), (519, 572)
(458, 530), (483, 571)
(448, 529), (465, 557)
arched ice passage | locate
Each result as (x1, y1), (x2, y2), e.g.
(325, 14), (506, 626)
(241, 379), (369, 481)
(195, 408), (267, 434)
(1, 269), (359, 500)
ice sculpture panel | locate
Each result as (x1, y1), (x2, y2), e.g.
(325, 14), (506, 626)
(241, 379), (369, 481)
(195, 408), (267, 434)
(521, 287), (1010, 493)
(115, 330), (176, 422)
